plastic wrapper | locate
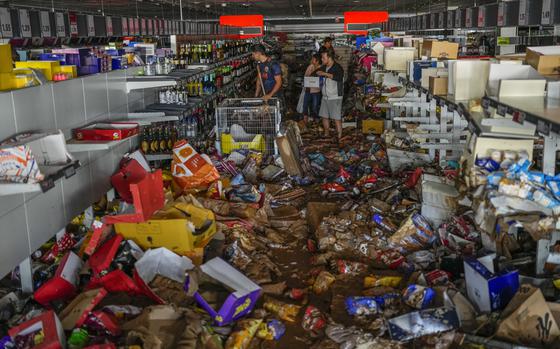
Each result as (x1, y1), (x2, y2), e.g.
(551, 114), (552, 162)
(256, 319), (286, 340)
(313, 271), (336, 295)
(263, 299), (301, 323)
(363, 275), (402, 288)
(402, 284), (435, 309)
(335, 260), (368, 275)
(302, 305), (326, 337)
(424, 270), (451, 286)
(0, 144), (43, 183)
(372, 213), (397, 233)
(475, 157), (500, 172)
(389, 213), (435, 254)
(225, 319), (262, 349)
(345, 295), (399, 317)
(68, 328), (89, 347)
(378, 250), (407, 269)
(172, 140), (220, 191)
(498, 179), (533, 199)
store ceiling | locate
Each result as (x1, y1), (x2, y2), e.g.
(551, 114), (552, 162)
(0, 0), (497, 21)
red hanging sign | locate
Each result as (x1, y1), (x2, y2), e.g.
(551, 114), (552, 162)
(344, 11), (389, 35)
(219, 14), (263, 39)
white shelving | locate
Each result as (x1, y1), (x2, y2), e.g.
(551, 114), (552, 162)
(66, 134), (139, 152)
(126, 77), (178, 93)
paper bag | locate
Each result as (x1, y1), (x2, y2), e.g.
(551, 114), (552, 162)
(496, 284), (560, 346)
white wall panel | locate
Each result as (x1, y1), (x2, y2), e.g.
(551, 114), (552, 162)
(53, 78), (86, 137)
(25, 184), (65, 252)
(0, 92), (16, 141)
(83, 73), (109, 121)
(12, 84), (56, 133)
(0, 205), (30, 278)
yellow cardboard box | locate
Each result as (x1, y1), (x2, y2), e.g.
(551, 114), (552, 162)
(362, 119), (384, 134)
(114, 203), (216, 256)
(55, 65), (77, 78)
(0, 44), (13, 74)
(15, 61), (61, 80)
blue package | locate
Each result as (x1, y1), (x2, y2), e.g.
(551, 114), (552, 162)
(508, 158), (531, 174)
(412, 61), (438, 82)
(547, 180), (560, 200)
(345, 297), (381, 316)
(230, 173), (246, 186)
(520, 170), (546, 185)
(487, 172), (505, 186)
(388, 307), (459, 341)
(266, 319), (286, 340)
(475, 157), (500, 172)
(402, 284), (435, 309)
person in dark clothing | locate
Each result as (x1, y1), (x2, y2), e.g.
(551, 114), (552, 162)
(316, 50), (344, 139)
(251, 44), (283, 102)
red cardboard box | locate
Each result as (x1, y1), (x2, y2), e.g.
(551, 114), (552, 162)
(74, 122), (139, 141)
(34, 252), (83, 307)
(8, 310), (65, 349)
(59, 288), (108, 331)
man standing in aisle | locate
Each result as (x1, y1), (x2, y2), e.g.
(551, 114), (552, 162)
(252, 44), (283, 102)
(316, 50), (344, 140)
(322, 37), (335, 54)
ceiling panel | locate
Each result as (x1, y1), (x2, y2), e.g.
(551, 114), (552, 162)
(0, 0), (499, 22)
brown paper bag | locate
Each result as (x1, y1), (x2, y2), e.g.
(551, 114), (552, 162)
(496, 284), (560, 347)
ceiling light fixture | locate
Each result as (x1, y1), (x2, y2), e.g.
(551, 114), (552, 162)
(205, 3), (210, 8)
(221, 3), (226, 6)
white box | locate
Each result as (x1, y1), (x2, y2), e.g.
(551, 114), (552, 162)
(384, 48), (416, 72)
(304, 76), (320, 88)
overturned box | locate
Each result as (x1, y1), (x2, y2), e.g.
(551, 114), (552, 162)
(8, 310), (66, 349)
(191, 257), (261, 326)
(464, 255), (519, 313)
(114, 203), (216, 258)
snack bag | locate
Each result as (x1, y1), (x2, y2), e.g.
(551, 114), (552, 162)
(171, 140), (220, 191)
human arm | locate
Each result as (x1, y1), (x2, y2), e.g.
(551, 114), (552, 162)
(255, 67), (262, 97)
(264, 75), (282, 101)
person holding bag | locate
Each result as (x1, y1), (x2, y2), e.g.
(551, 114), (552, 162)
(302, 53), (322, 124)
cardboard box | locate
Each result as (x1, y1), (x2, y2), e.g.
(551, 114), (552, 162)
(383, 48), (416, 72)
(422, 40), (459, 59)
(191, 257), (261, 326)
(8, 311), (66, 349)
(0, 44), (13, 74)
(429, 76), (448, 95)
(15, 60), (61, 80)
(464, 255), (519, 313)
(114, 203), (217, 256)
(304, 76), (320, 88)
(34, 252), (83, 306)
(526, 46), (560, 75)
(276, 133), (303, 177)
(421, 68), (438, 89)
(307, 202), (339, 232)
(106, 169), (164, 223)
(362, 119), (385, 135)
(74, 122), (139, 141)
(59, 288), (108, 331)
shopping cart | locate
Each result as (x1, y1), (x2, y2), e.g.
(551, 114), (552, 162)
(215, 98), (281, 156)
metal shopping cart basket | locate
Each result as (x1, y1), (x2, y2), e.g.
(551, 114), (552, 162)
(215, 98), (281, 156)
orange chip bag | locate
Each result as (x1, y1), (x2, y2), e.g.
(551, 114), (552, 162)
(172, 140), (220, 191)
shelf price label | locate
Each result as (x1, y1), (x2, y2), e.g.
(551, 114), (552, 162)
(69, 12), (78, 37)
(106, 16), (113, 36)
(141, 17), (146, 35)
(134, 17), (139, 35)
(40, 11), (52, 37)
(537, 120), (550, 136)
(512, 111), (526, 124)
(121, 17), (128, 35)
(128, 18), (134, 35)
(496, 104), (507, 117)
(542, 0), (552, 25)
(147, 18), (153, 35)
(497, 37), (510, 45)
(55, 12), (65, 37)
(0, 7), (13, 38)
(19, 9), (31, 37)
(86, 14), (95, 37)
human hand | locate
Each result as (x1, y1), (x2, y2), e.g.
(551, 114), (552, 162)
(263, 94), (272, 102)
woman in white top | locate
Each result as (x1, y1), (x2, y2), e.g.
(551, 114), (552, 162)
(302, 54), (322, 124)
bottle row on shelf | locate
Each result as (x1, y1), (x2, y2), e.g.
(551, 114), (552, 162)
(158, 57), (254, 103)
(174, 40), (251, 67)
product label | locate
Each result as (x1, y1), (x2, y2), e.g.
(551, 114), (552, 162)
(55, 12), (65, 37)
(40, 11), (51, 37)
(106, 16), (113, 36)
(0, 7), (13, 38)
(86, 14), (95, 36)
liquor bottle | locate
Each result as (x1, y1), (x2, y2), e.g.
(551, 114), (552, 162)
(150, 128), (159, 153)
(192, 45), (199, 64)
(141, 128), (150, 153)
(197, 78), (203, 96)
(166, 125), (173, 150)
(158, 127), (167, 152)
